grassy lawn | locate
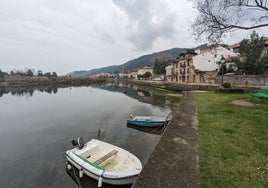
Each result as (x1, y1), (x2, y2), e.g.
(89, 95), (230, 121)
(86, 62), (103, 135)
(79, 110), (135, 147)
(195, 92), (268, 188)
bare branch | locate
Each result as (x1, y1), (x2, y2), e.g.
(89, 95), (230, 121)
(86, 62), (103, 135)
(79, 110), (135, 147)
(191, 0), (268, 43)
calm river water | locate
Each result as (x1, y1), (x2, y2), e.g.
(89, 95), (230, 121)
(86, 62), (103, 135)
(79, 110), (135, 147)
(0, 83), (180, 188)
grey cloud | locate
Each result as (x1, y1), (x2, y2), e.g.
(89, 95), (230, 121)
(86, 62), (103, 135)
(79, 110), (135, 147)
(113, 0), (177, 51)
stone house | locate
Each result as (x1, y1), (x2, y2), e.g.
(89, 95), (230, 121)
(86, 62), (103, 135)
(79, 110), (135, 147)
(165, 45), (239, 84)
(171, 51), (197, 83)
(192, 45), (239, 83)
(192, 45), (238, 72)
(137, 67), (154, 76)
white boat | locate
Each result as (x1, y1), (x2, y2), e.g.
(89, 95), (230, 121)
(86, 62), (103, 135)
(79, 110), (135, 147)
(66, 138), (142, 186)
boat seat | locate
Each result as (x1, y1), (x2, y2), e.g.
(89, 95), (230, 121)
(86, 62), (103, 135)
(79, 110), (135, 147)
(94, 150), (118, 165)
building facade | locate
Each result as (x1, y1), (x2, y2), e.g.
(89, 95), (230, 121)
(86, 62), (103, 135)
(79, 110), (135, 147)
(192, 45), (238, 72)
(165, 65), (173, 82)
(137, 67), (154, 76)
(166, 46), (239, 84)
(172, 52), (197, 83)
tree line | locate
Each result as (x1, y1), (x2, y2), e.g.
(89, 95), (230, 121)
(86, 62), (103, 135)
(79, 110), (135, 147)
(0, 69), (58, 79)
(220, 31), (268, 75)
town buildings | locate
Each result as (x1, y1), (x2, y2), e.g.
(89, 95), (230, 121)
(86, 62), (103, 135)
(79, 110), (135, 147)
(137, 66), (153, 76)
(164, 45), (239, 84)
(172, 51), (197, 83)
(92, 39), (268, 84)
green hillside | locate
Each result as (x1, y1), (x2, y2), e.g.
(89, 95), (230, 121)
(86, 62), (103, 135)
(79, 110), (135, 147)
(68, 46), (208, 77)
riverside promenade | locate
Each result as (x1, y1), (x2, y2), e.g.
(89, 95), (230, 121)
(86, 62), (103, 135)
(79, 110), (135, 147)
(132, 91), (200, 188)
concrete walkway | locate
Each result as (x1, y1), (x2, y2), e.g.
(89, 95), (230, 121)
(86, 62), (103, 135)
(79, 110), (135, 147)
(132, 91), (200, 188)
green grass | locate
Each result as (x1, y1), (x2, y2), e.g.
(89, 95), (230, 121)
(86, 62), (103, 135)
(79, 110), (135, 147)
(195, 92), (268, 188)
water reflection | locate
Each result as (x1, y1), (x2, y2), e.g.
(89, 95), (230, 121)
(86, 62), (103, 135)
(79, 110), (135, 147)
(93, 82), (181, 111)
(0, 86), (58, 97)
(0, 83), (181, 188)
(66, 168), (131, 188)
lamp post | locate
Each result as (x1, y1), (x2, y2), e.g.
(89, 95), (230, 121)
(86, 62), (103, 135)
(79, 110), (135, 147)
(220, 56), (225, 85)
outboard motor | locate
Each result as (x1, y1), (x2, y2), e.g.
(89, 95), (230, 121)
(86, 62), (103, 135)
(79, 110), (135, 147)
(71, 137), (85, 149)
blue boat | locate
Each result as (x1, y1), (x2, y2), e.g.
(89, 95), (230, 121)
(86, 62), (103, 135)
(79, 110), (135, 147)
(127, 113), (172, 127)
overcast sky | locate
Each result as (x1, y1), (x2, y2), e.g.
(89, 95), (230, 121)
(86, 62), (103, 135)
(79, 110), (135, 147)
(0, 0), (267, 75)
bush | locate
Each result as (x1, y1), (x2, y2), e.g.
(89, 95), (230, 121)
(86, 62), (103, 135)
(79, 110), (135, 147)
(222, 82), (231, 88)
(214, 88), (245, 93)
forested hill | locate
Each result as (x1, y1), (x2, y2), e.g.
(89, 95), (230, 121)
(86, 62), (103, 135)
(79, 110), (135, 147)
(68, 45), (209, 77)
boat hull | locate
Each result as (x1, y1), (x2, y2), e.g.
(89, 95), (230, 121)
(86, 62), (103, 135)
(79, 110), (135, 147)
(66, 155), (138, 185)
(127, 116), (169, 127)
(127, 120), (166, 127)
(66, 139), (142, 185)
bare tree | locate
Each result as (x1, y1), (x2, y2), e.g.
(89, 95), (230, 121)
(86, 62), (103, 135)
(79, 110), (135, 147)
(191, 0), (268, 43)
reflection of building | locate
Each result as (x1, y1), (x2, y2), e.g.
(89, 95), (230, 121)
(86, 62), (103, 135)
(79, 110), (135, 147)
(137, 67), (154, 76)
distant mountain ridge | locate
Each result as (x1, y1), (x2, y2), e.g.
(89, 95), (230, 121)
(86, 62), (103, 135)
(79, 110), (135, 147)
(68, 45), (209, 77)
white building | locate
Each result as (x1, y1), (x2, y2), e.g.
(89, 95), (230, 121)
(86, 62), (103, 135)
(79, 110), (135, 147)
(137, 66), (153, 75)
(165, 65), (173, 82)
(192, 46), (238, 72)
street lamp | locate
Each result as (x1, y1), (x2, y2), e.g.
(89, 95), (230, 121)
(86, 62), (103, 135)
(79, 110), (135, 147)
(220, 56), (225, 85)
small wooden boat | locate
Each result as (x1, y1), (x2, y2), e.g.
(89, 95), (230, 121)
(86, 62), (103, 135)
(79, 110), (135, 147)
(127, 123), (163, 135)
(127, 113), (172, 127)
(66, 138), (142, 187)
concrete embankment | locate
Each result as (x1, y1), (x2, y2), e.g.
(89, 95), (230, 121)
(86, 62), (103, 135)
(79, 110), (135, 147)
(132, 91), (200, 188)
(118, 79), (219, 91)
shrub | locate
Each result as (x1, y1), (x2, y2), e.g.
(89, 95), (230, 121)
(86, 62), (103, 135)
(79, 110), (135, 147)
(222, 82), (231, 88)
(214, 88), (245, 93)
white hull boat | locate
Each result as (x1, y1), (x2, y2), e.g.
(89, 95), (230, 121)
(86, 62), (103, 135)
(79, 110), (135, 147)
(66, 138), (142, 186)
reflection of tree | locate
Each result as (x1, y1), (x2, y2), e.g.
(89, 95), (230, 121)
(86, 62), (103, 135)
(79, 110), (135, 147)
(91, 83), (182, 112)
(165, 96), (181, 113)
(0, 89), (5, 97)
(137, 89), (151, 97)
(152, 93), (166, 107)
(11, 89), (34, 97)
(44, 87), (58, 94)
(0, 86), (59, 98)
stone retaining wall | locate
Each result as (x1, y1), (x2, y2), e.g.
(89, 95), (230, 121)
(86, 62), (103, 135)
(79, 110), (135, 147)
(215, 75), (268, 86)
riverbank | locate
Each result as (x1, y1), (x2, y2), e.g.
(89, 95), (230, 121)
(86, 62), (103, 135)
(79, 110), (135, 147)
(115, 79), (259, 92)
(133, 90), (268, 187)
(0, 76), (106, 88)
(132, 91), (200, 188)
